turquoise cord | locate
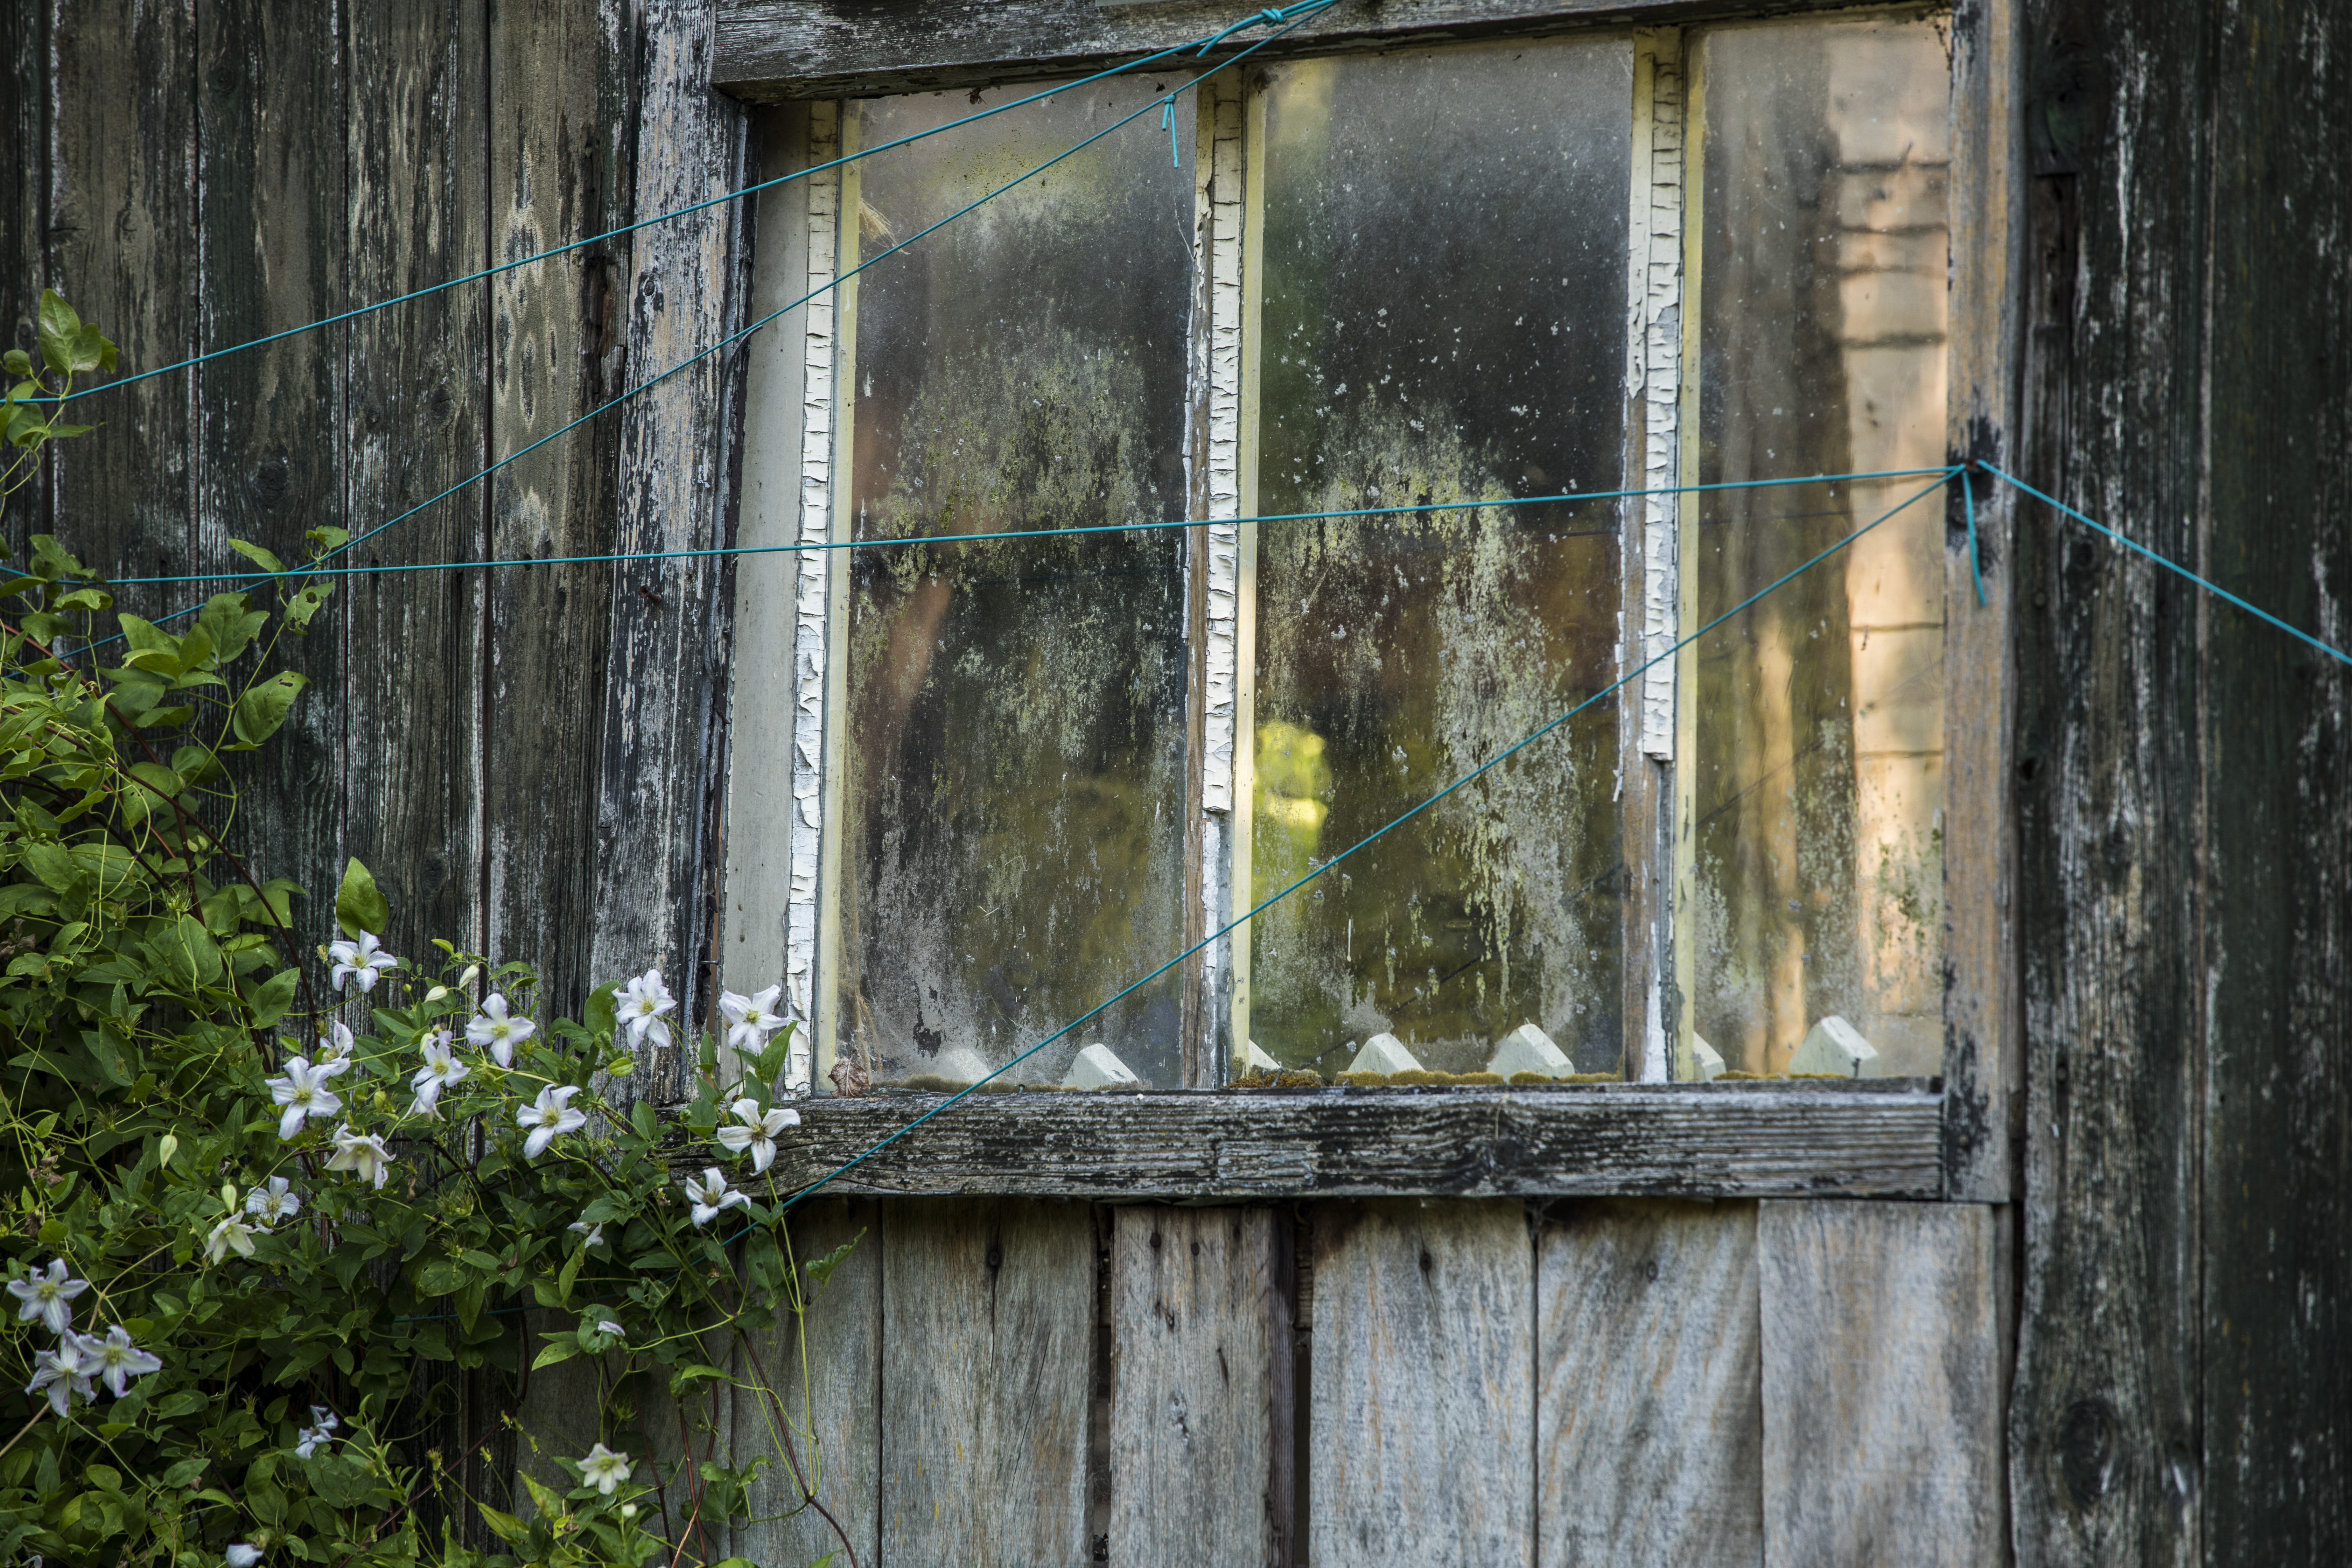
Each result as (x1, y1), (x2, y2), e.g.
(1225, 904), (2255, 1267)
(1985, 464), (2350, 669)
(35, 0), (1336, 408)
(766, 467), (1965, 1214)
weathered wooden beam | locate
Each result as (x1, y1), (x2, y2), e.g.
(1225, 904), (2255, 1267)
(710, 0), (1875, 102)
(736, 1085), (1944, 1198)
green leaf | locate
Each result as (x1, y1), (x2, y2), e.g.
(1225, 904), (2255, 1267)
(476, 1504), (527, 1545)
(412, 1254), (467, 1297)
(583, 978), (621, 1039)
(335, 857), (389, 939)
(248, 966), (300, 1027)
(158, 914), (225, 987)
(805, 1230), (866, 1295)
(67, 320), (113, 375)
(37, 289), (80, 374)
(1, 349), (29, 377)
(225, 538), (286, 576)
(231, 669), (308, 745)
(22, 840), (81, 893)
(530, 1333), (581, 1371)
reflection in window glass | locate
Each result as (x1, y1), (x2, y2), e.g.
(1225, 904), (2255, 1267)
(839, 80), (1195, 1087)
(1690, 18), (1949, 1077)
(1250, 42), (1633, 1075)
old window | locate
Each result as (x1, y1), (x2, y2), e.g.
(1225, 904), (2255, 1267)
(724, 12), (1956, 1097)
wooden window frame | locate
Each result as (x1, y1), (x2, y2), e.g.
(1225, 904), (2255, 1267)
(710, 0), (2023, 1205)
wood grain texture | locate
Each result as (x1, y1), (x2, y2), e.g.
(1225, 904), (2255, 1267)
(2196, 0), (2352, 1561)
(2, 0), (49, 549)
(1109, 1206), (1287, 1568)
(733, 1196), (881, 1568)
(752, 1086), (1943, 1199)
(1536, 1199), (1762, 1568)
(1757, 1200), (2002, 1568)
(2009, 2), (2206, 1563)
(484, 0), (635, 1012)
(1938, 0), (2023, 1203)
(710, 0), (1867, 102)
(878, 1197), (1096, 1566)
(342, 0), (490, 964)
(44, 0), (195, 626)
(587, 0), (749, 1103)
(193, 0), (347, 974)
(1309, 1199), (1533, 1566)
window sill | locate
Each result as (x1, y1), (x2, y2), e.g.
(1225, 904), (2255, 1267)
(742, 1082), (1946, 1201)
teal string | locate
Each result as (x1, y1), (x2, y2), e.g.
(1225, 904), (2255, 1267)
(82, 1), (1337, 651)
(35, 0), (1333, 408)
(1985, 463), (2351, 669)
(764, 468), (1964, 1216)
(1961, 463), (1986, 607)
(99, 466), (1953, 589)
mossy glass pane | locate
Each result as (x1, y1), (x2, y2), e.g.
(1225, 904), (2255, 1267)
(840, 79), (1195, 1087)
(1250, 41), (1633, 1076)
(1689, 17), (1949, 1077)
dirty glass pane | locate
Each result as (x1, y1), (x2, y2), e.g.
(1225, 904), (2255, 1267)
(838, 78), (1195, 1088)
(1249, 40), (1633, 1076)
(1688, 18), (1949, 1078)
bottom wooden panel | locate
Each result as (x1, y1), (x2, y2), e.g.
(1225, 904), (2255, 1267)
(1537, 1199), (1764, 1568)
(879, 1197), (1098, 1567)
(1109, 1207), (1290, 1568)
(1758, 1200), (2003, 1568)
(1308, 1199), (1535, 1567)
(735, 1196), (882, 1568)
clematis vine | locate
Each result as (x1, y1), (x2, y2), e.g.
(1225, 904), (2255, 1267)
(324, 1124), (394, 1189)
(714, 1097), (802, 1175)
(718, 985), (787, 1053)
(328, 930), (400, 993)
(266, 1056), (344, 1141)
(579, 1441), (634, 1496)
(615, 969), (676, 1053)
(245, 1176), (301, 1225)
(206, 1214), (259, 1265)
(518, 1084), (588, 1160)
(465, 993), (536, 1068)
(72, 1324), (162, 1398)
(681, 1167), (750, 1227)
(408, 1030), (469, 1118)
(24, 1339), (92, 1418)
(7, 1259), (88, 1337)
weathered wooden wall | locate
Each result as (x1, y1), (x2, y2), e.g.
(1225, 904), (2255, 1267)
(5, 0), (2349, 1562)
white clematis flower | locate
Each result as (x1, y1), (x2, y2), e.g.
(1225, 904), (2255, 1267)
(226, 1546), (262, 1567)
(315, 1020), (356, 1070)
(266, 1056), (345, 1141)
(681, 1167), (750, 1228)
(578, 1441), (633, 1496)
(408, 1031), (470, 1118)
(245, 1176), (301, 1225)
(72, 1324), (162, 1398)
(24, 1340), (93, 1418)
(206, 1214), (260, 1265)
(295, 1406), (338, 1458)
(717, 985), (787, 1053)
(328, 930), (400, 993)
(567, 1219), (606, 1250)
(518, 1085), (588, 1160)
(324, 1124), (394, 1189)
(8, 1259), (89, 1337)
(615, 969), (676, 1053)
(465, 993), (536, 1068)
(713, 1097), (802, 1175)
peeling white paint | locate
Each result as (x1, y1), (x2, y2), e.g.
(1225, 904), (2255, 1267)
(1636, 53), (1686, 761)
(1202, 91), (1247, 814)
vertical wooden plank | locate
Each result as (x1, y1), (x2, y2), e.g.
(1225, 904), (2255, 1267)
(880, 1197), (1095, 1566)
(1, 1), (48, 545)
(2010, 2), (2207, 1564)
(1757, 1200), (2002, 1568)
(735, 1196), (881, 1568)
(194, 0), (347, 917)
(343, 0), (490, 960)
(46, 0), (196, 624)
(1309, 1199), (1534, 1568)
(2197, 0), (2352, 1561)
(484, 0), (634, 1005)
(1940, 0), (2026, 1202)
(587, 0), (748, 1101)
(1110, 1206), (1286, 1567)
(1536, 1199), (1762, 1568)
